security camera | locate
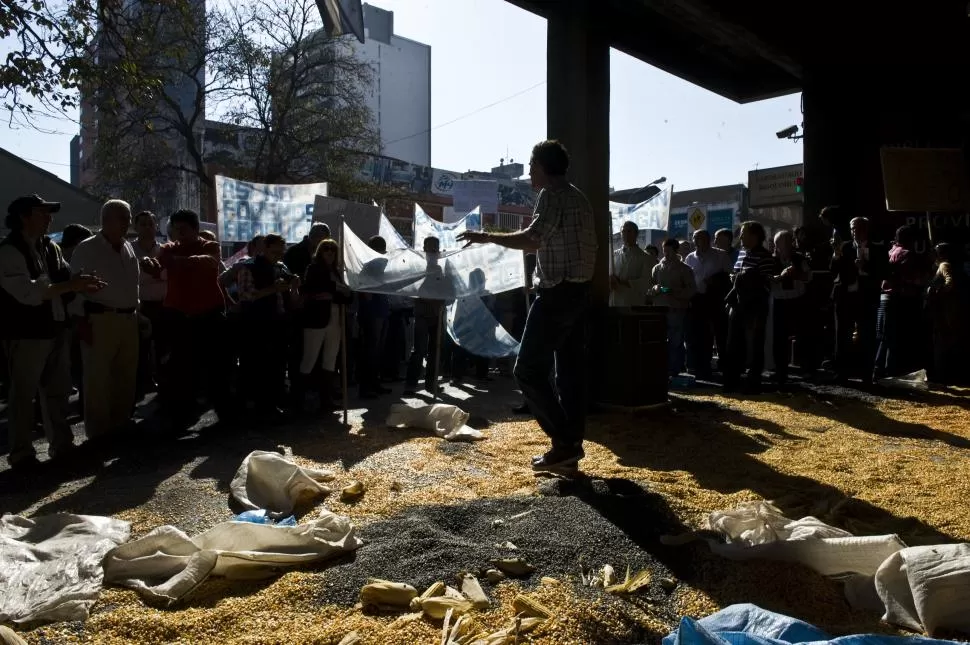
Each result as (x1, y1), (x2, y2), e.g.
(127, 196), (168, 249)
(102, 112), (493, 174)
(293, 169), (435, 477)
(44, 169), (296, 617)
(776, 125), (799, 139)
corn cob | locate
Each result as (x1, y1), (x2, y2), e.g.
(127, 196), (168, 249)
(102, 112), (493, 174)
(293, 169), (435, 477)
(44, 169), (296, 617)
(359, 580), (418, 611)
(410, 580), (446, 611)
(511, 594), (553, 619)
(419, 596), (473, 620)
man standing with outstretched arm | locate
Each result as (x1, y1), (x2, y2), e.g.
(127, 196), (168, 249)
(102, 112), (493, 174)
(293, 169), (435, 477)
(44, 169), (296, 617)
(458, 140), (597, 472)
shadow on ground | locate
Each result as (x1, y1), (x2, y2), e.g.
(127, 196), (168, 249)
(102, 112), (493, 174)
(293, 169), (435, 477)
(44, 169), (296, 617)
(587, 393), (963, 548)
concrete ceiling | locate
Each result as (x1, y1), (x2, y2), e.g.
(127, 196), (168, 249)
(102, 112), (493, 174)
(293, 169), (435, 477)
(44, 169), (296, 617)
(505, 0), (969, 103)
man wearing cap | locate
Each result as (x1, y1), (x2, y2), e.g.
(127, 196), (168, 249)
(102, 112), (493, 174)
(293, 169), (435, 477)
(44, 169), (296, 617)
(0, 195), (104, 469)
(71, 199), (143, 439)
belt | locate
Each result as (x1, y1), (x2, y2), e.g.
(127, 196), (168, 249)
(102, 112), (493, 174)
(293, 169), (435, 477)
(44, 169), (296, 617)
(85, 302), (137, 315)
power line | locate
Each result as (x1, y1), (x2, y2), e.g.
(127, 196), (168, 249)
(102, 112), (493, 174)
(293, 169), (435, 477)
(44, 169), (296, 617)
(18, 81), (549, 170)
(22, 156), (74, 168)
(383, 80), (546, 146)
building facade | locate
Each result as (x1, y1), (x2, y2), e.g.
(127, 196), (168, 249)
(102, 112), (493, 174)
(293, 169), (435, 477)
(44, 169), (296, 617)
(72, 0), (206, 217)
(0, 147), (104, 235)
(355, 4), (431, 167)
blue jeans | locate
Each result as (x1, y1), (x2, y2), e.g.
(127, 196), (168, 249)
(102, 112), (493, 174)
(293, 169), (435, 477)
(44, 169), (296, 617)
(513, 281), (590, 448)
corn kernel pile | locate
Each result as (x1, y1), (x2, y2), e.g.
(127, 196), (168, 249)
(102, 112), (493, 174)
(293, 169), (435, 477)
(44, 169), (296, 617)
(20, 386), (970, 644)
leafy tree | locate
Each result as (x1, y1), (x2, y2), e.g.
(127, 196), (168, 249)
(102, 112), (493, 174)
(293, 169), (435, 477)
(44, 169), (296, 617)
(215, 0), (380, 194)
(0, 0), (98, 122)
(86, 0), (381, 214)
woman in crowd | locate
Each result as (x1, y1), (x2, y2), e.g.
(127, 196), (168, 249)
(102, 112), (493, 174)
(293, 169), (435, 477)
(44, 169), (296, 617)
(926, 242), (969, 384)
(299, 239), (352, 411)
(874, 225), (928, 379)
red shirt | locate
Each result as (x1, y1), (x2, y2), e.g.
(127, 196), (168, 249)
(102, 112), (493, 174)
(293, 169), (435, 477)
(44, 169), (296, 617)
(158, 239), (225, 315)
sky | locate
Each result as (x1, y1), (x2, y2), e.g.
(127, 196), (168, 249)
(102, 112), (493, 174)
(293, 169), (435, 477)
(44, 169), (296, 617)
(0, 0), (802, 192)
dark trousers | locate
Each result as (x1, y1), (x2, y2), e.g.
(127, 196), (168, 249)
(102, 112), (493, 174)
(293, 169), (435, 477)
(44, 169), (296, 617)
(687, 293), (724, 377)
(358, 313), (388, 392)
(382, 309), (410, 380)
(406, 312), (441, 390)
(513, 281), (590, 447)
(287, 318), (304, 386)
(875, 293), (923, 378)
(137, 300), (166, 394)
(452, 343), (489, 380)
(241, 316), (287, 410)
(160, 308), (231, 418)
(724, 304), (768, 389)
(771, 297), (804, 383)
(834, 291), (879, 379)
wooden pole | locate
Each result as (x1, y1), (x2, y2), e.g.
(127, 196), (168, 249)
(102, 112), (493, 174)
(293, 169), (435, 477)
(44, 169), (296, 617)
(432, 304), (444, 402)
(339, 214), (349, 426)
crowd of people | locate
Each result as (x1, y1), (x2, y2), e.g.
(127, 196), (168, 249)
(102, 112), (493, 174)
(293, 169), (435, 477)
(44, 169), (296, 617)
(1, 139), (968, 475)
(0, 192), (530, 471)
(611, 206), (970, 392)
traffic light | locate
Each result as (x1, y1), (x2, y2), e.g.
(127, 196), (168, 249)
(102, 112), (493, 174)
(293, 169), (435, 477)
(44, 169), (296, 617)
(795, 176), (804, 193)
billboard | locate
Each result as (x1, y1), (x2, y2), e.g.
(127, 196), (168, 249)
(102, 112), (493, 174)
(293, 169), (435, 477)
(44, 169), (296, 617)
(748, 164), (803, 208)
(453, 180), (499, 215)
(669, 202), (739, 240)
(215, 176), (327, 243)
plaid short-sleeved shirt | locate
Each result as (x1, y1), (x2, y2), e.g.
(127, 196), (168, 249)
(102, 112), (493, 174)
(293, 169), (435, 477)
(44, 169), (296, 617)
(525, 184), (598, 288)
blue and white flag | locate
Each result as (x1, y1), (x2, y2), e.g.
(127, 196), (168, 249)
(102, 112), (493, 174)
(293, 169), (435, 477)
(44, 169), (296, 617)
(609, 185), (673, 234)
(413, 205), (482, 250)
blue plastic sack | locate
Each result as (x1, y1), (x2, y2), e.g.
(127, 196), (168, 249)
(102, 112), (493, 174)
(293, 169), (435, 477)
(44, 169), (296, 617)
(232, 510), (297, 526)
(663, 604), (964, 645)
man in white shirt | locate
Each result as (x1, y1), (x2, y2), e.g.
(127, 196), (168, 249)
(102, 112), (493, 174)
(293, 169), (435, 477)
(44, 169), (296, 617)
(685, 229), (733, 378)
(651, 238), (697, 376)
(610, 221), (655, 307)
(71, 200), (142, 438)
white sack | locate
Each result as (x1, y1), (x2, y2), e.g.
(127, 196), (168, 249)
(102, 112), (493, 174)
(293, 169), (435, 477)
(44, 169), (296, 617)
(103, 511), (362, 604)
(875, 543), (970, 637)
(0, 514), (131, 624)
(705, 501), (906, 578)
(386, 403), (484, 441)
(230, 450), (335, 517)
(877, 369), (929, 391)
(701, 502), (970, 635)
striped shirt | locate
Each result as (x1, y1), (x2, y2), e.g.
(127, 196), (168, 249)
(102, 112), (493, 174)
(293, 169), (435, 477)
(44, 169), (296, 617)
(733, 245), (777, 299)
(734, 246), (776, 279)
(525, 184), (598, 288)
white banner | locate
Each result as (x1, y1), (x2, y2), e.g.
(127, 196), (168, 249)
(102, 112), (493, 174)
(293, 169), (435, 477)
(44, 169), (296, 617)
(413, 205), (482, 250)
(342, 223), (525, 300)
(609, 185), (673, 234)
(379, 213), (409, 250)
(215, 176), (327, 243)
(453, 180), (499, 215)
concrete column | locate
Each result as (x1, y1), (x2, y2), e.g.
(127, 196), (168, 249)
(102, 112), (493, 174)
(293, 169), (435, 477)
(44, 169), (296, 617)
(803, 64), (970, 246)
(546, 0), (611, 305)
